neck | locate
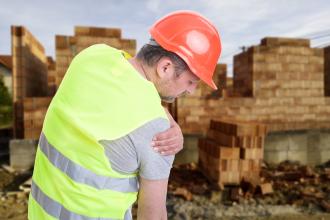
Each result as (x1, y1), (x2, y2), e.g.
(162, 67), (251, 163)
(128, 57), (152, 81)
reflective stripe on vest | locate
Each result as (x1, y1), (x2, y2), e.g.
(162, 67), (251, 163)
(31, 180), (132, 220)
(39, 132), (138, 193)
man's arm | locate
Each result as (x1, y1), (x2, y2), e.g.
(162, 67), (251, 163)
(137, 177), (169, 220)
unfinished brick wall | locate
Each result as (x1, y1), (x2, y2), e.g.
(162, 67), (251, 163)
(178, 37), (330, 135)
(55, 26), (136, 87)
(18, 26), (137, 139)
(196, 64), (227, 98)
(176, 63), (227, 132)
(47, 57), (56, 96)
(23, 97), (52, 139)
(11, 26), (48, 138)
(325, 46), (330, 96)
(233, 49), (253, 97)
(234, 37), (324, 98)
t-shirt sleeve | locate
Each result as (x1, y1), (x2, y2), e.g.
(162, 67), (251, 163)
(129, 117), (174, 180)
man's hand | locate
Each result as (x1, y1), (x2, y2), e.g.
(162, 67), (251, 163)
(151, 108), (184, 156)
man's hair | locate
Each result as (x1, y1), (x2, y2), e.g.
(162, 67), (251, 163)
(136, 40), (190, 75)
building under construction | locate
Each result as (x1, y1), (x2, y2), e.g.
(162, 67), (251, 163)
(0, 25), (330, 219)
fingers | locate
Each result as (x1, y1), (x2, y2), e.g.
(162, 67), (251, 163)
(151, 137), (178, 148)
(151, 123), (184, 156)
(154, 123), (182, 140)
(153, 128), (177, 141)
(152, 143), (183, 156)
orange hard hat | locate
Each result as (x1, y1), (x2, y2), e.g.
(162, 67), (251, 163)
(150, 10), (222, 90)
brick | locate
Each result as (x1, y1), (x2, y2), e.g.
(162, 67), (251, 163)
(240, 171), (261, 185)
(261, 37), (310, 47)
(206, 130), (238, 147)
(257, 183), (273, 195)
(209, 171), (240, 185)
(210, 119), (267, 137)
(240, 160), (252, 172)
(240, 148), (263, 159)
(74, 26), (121, 38)
(199, 138), (240, 159)
(220, 159), (240, 171)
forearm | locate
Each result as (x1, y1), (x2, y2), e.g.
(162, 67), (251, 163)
(161, 206), (168, 220)
(137, 178), (169, 220)
(137, 205), (167, 220)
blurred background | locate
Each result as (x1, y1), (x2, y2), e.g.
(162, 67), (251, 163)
(0, 0), (330, 219)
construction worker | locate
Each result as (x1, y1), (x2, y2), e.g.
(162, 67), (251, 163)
(28, 10), (221, 220)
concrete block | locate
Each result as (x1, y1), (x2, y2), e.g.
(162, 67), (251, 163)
(307, 148), (321, 166)
(175, 135), (200, 165)
(264, 150), (288, 164)
(264, 133), (289, 151)
(320, 150), (330, 164)
(287, 150), (307, 164)
(288, 133), (307, 151)
(320, 130), (330, 150)
(10, 139), (38, 171)
(307, 130), (321, 149)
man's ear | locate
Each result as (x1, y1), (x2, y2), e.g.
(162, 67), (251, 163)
(156, 57), (175, 79)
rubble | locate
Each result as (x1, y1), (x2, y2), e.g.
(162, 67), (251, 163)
(0, 160), (329, 219)
(0, 167), (29, 220)
(166, 161), (330, 218)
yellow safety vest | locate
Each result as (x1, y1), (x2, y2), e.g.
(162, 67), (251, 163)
(28, 44), (168, 219)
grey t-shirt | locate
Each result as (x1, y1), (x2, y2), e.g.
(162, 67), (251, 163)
(99, 117), (174, 180)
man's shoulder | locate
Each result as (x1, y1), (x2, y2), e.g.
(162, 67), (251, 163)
(99, 117), (172, 177)
(74, 44), (121, 61)
(130, 118), (170, 139)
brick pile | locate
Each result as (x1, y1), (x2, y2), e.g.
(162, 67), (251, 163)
(198, 119), (267, 187)
(178, 37), (330, 135)
(55, 26), (136, 87)
(23, 97), (52, 139)
(325, 46), (330, 96)
(11, 26), (49, 138)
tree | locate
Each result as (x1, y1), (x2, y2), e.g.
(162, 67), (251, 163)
(0, 75), (11, 106)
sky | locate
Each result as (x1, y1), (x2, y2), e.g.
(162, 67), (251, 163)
(1, 0), (330, 76)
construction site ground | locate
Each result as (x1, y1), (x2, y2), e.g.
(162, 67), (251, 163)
(0, 161), (330, 220)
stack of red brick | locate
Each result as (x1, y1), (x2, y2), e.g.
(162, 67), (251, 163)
(198, 119), (267, 187)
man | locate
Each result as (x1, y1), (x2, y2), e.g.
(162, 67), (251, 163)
(28, 10), (221, 220)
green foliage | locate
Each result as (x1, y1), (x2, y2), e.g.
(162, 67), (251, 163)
(0, 75), (11, 106)
(0, 75), (12, 127)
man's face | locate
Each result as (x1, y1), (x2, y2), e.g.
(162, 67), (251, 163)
(156, 68), (200, 103)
